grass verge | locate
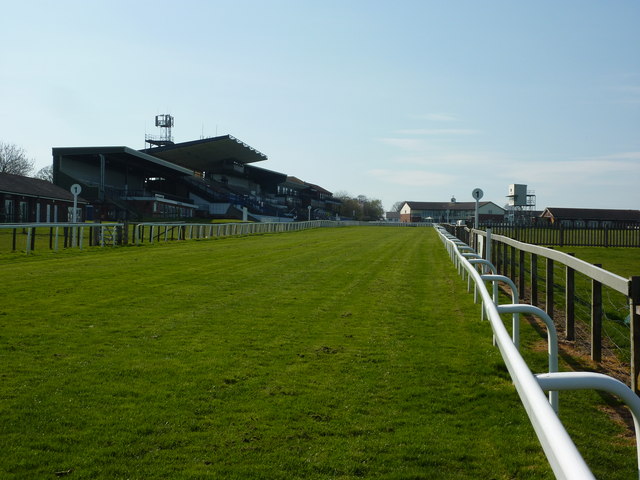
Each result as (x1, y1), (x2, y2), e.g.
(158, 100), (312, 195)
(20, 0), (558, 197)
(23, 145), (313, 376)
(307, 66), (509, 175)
(0, 227), (635, 478)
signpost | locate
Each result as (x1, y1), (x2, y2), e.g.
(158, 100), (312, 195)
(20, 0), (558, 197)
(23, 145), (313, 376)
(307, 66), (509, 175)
(472, 188), (483, 229)
(70, 184), (82, 247)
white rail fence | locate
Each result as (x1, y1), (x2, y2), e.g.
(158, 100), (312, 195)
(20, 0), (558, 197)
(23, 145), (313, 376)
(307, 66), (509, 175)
(436, 225), (640, 479)
(134, 220), (431, 244)
(1, 221), (431, 254)
(0, 223), (123, 254)
(460, 225), (640, 394)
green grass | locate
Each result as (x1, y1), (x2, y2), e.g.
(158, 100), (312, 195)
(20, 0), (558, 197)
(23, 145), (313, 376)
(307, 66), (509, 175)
(556, 246), (640, 279)
(1, 227), (635, 479)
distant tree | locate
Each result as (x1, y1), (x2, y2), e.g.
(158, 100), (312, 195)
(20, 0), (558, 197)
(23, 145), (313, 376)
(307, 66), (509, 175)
(34, 165), (53, 182)
(337, 194), (362, 219)
(362, 198), (384, 221)
(0, 142), (34, 176)
(336, 192), (384, 221)
(391, 201), (405, 212)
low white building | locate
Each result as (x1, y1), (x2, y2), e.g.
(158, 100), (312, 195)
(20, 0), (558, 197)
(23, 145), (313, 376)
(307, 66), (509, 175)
(400, 200), (505, 224)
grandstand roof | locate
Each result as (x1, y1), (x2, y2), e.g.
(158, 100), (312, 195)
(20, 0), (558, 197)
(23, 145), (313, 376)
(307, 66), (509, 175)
(52, 146), (193, 177)
(141, 135), (267, 171)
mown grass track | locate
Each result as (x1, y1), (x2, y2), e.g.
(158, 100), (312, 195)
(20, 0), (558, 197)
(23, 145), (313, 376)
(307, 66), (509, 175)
(0, 227), (635, 479)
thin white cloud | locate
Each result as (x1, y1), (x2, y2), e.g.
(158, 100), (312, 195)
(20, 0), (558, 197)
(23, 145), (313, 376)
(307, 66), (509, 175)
(412, 113), (458, 122)
(610, 81), (640, 104)
(497, 158), (640, 186)
(395, 128), (480, 136)
(393, 151), (508, 167)
(379, 137), (425, 151)
(369, 169), (455, 187)
(585, 151), (640, 161)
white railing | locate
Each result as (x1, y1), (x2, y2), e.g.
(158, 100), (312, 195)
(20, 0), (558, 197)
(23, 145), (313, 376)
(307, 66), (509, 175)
(133, 220), (340, 245)
(0, 223), (124, 254)
(436, 225), (640, 480)
(1, 220), (427, 254)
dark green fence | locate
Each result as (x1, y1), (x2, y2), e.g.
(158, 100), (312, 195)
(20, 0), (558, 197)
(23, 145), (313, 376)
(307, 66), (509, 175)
(480, 223), (640, 247)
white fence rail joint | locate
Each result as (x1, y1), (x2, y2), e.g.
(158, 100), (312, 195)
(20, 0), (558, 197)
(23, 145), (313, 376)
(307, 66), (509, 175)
(481, 274), (520, 350)
(436, 224), (640, 479)
(535, 371), (640, 476)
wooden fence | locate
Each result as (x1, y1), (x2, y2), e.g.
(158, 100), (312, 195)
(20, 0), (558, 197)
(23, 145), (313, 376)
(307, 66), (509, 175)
(479, 223), (640, 247)
(443, 224), (640, 394)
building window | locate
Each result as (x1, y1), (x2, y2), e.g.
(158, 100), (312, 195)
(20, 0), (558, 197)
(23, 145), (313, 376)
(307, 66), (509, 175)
(4, 199), (14, 222)
(19, 201), (28, 222)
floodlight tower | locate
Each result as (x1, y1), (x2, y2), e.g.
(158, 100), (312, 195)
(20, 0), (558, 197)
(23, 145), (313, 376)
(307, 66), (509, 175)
(506, 184), (536, 224)
(145, 114), (175, 148)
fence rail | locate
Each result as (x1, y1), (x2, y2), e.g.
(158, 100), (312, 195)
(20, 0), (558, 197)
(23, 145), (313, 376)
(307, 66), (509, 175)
(443, 224), (640, 395)
(0, 223), (126, 253)
(436, 225), (640, 479)
(479, 223), (640, 247)
(0, 220), (429, 254)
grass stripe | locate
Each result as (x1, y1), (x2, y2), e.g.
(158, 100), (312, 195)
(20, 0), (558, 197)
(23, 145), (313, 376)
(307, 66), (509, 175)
(0, 227), (635, 479)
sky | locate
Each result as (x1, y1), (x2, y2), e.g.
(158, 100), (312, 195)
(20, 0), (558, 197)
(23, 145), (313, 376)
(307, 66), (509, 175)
(1, 0), (639, 211)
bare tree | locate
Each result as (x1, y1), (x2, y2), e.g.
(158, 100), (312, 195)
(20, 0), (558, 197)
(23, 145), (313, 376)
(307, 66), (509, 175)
(34, 165), (53, 182)
(0, 142), (34, 176)
(391, 201), (405, 212)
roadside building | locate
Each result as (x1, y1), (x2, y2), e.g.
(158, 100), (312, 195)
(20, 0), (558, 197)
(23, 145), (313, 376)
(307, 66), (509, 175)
(399, 200), (505, 224)
(0, 172), (88, 223)
(385, 211), (400, 222)
(540, 207), (640, 227)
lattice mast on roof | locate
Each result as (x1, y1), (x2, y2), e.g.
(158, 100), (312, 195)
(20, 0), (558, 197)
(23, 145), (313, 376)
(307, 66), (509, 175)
(145, 114), (175, 148)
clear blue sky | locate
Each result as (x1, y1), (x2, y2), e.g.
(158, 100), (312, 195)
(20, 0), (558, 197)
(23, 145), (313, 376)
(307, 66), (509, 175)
(2, 0), (638, 211)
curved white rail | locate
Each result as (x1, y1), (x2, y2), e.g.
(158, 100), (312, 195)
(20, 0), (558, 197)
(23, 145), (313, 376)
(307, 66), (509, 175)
(437, 225), (640, 479)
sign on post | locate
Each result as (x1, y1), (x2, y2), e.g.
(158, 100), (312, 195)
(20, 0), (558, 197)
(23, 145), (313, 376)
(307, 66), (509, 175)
(70, 184), (82, 223)
(472, 188), (483, 229)
(70, 184), (82, 247)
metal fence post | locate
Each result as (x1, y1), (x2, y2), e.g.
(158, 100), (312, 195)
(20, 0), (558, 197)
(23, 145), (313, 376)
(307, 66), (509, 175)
(26, 228), (32, 254)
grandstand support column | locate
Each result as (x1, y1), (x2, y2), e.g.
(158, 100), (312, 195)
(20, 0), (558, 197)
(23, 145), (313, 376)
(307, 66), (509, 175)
(99, 154), (106, 202)
(630, 276), (640, 394)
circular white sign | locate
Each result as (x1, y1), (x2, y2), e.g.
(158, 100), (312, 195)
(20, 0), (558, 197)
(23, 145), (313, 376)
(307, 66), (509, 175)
(70, 184), (82, 196)
(472, 188), (483, 200)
